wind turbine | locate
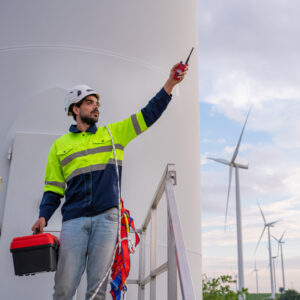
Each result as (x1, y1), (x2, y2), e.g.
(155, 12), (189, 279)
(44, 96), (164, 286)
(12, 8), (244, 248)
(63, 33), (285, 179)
(255, 200), (279, 299)
(250, 259), (260, 294)
(272, 255), (279, 294)
(234, 273), (238, 293)
(272, 230), (286, 291)
(207, 108), (251, 298)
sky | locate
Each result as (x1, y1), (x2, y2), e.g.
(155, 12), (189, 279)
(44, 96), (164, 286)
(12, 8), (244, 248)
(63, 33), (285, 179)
(198, 0), (300, 294)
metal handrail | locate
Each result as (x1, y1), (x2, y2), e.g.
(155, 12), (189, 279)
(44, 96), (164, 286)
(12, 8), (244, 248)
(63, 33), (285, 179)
(135, 164), (196, 300)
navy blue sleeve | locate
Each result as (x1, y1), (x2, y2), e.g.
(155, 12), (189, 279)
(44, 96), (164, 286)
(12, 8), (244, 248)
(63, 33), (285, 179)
(39, 191), (63, 222)
(141, 87), (172, 127)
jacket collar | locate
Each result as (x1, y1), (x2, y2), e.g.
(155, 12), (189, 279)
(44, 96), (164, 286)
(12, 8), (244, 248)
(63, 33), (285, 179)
(69, 124), (97, 134)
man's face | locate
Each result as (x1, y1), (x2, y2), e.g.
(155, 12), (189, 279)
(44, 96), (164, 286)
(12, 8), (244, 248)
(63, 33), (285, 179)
(76, 95), (100, 125)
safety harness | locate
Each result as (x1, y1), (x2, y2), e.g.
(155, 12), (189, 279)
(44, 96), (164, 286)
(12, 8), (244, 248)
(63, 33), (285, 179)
(110, 198), (140, 300)
(90, 126), (139, 300)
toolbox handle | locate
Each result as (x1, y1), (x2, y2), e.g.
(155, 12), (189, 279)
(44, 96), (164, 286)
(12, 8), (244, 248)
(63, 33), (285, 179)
(34, 228), (40, 235)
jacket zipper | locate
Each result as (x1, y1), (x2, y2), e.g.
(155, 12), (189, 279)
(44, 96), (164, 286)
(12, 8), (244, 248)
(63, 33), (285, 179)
(86, 147), (93, 207)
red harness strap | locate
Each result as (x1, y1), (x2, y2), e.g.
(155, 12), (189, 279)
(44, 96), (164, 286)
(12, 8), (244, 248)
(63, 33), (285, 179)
(110, 199), (140, 300)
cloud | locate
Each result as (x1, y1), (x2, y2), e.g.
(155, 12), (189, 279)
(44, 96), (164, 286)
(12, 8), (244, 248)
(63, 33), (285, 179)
(198, 0), (300, 77)
(202, 138), (226, 144)
(198, 0), (300, 146)
(224, 143), (251, 156)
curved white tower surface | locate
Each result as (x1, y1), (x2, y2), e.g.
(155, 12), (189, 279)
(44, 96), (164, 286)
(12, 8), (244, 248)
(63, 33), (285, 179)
(0, 1), (201, 299)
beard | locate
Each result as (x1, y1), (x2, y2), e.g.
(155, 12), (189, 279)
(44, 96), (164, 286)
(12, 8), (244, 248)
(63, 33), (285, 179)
(79, 110), (99, 126)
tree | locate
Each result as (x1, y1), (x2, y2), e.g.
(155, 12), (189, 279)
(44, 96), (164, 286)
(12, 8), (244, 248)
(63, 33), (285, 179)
(202, 274), (248, 300)
(278, 289), (300, 300)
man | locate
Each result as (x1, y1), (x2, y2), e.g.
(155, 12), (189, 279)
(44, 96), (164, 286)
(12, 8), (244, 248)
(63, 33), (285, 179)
(32, 63), (188, 300)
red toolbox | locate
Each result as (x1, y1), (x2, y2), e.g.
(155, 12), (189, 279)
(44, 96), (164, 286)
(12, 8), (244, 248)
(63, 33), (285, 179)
(10, 233), (59, 276)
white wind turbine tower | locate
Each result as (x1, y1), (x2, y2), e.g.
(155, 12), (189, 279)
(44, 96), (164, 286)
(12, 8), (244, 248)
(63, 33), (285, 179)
(272, 231), (286, 291)
(272, 255), (279, 294)
(208, 108), (251, 298)
(250, 259), (260, 294)
(255, 201), (279, 299)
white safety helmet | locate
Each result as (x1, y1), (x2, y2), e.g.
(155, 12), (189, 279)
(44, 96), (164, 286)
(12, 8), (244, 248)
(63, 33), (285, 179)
(65, 84), (100, 116)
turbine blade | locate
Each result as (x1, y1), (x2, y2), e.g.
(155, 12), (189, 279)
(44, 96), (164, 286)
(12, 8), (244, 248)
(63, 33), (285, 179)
(257, 200), (266, 224)
(231, 107), (252, 163)
(269, 220), (280, 227)
(207, 157), (231, 166)
(272, 235), (279, 242)
(224, 165), (233, 231)
(279, 229), (286, 242)
(235, 163), (249, 169)
(255, 226), (266, 253)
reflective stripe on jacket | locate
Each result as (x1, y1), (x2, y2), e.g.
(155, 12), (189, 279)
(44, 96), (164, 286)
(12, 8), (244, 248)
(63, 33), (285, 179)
(39, 87), (172, 222)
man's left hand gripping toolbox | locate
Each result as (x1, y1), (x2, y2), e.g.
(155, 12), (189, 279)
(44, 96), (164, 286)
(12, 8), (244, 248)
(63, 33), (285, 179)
(10, 233), (59, 276)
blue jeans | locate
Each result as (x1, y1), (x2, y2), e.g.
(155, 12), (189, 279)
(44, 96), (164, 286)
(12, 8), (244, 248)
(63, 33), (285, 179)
(53, 207), (118, 300)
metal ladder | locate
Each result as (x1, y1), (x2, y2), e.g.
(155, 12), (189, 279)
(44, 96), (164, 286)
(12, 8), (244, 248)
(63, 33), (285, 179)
(127, 164), (196, 300)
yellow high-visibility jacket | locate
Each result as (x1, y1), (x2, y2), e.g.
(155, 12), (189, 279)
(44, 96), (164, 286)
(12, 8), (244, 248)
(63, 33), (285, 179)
(39, 88), (172, 222)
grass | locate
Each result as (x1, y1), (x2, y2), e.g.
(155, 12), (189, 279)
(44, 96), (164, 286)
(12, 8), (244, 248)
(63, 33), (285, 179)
(247, 294), (280, 300)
